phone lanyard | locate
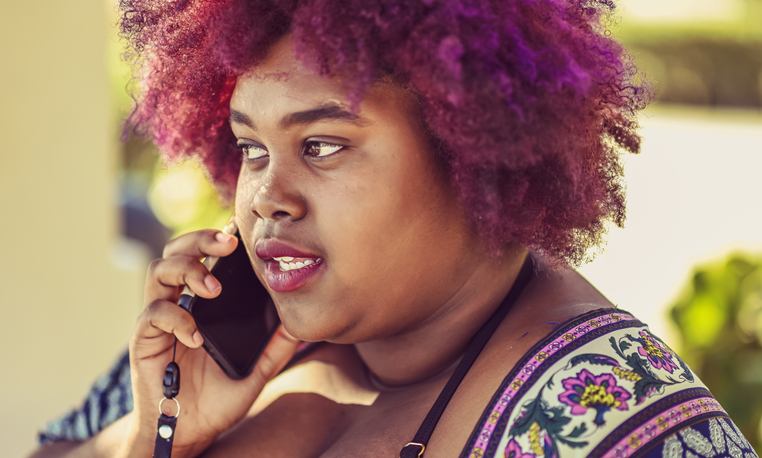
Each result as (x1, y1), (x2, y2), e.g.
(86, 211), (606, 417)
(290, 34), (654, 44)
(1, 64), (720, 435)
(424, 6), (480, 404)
(154, 338), (181, 458)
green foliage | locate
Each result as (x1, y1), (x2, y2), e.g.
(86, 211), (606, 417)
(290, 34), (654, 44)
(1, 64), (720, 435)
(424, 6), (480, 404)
(669, 254), (762, 452)
(617, 0), (762, 43)
(615, 0), (762, 108)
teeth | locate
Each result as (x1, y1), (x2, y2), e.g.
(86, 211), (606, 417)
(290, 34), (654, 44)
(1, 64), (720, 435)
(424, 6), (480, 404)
(273, 256), (294, 262)
(278, 258), (320, 272)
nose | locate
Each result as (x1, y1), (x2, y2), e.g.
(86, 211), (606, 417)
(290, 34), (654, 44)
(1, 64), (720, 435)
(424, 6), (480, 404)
(249, 161), (308, 222)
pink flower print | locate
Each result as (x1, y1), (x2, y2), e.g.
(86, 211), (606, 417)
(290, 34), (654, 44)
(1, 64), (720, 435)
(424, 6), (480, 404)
(637, 331), (679, 373)
(504, 439), (534, 458)
(558, 369), (631, 425)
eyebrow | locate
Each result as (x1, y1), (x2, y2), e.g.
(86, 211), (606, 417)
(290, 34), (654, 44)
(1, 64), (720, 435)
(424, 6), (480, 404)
(229, 103), (364, 130)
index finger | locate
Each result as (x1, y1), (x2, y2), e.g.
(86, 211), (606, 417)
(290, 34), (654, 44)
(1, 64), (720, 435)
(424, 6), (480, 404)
(162, 229), (239, 260)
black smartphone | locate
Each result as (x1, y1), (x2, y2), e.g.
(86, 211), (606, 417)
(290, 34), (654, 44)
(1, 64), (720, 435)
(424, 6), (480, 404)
(177, 220), (279, 380)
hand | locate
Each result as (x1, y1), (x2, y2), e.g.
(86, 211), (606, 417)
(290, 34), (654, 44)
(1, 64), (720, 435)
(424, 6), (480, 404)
(128, 230), (300, 457)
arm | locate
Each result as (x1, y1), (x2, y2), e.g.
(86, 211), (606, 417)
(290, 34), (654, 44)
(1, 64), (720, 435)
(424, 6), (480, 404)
(28, 442), (79, 458)
(29, 413), (150, 458)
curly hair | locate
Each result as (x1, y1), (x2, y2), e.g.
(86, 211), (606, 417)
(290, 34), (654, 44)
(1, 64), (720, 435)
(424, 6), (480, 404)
(119, 0), (652, 268)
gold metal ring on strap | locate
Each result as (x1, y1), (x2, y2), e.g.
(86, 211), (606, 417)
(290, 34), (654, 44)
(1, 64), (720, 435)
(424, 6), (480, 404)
(402, 442), (425, 457)
(158, 397), (181, 418)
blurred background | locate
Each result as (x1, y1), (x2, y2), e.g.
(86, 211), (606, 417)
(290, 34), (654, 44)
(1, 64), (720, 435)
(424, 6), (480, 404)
(1, 0), (761, 456)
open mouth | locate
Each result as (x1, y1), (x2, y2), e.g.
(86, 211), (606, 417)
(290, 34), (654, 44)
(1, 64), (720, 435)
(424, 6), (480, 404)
(272, 256), (323, 272)
(263, 257), (324, 292)
(255, 240), (326, 292)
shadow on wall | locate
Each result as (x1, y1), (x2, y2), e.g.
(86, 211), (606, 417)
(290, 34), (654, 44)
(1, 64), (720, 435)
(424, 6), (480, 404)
(670, 254), (762, 454)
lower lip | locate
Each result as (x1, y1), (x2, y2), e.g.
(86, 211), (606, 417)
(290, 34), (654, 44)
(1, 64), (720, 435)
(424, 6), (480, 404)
(264, 260), (325, 292)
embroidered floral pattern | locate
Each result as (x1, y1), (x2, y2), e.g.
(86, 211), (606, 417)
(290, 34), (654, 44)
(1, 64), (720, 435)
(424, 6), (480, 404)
(558, 369), (631, 425)
(503, 438), (534, 458)
(600, 397), (726, 458)
(636, 330), (679, 373)
(465, 310), (754, 458)
(604, 418), (758, 458)
(508, 389), (589, 458)
(597, 335), (691, 404)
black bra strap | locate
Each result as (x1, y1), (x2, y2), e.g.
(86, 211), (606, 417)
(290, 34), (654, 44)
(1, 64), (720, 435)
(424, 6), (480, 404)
(399, 255), (534, 458)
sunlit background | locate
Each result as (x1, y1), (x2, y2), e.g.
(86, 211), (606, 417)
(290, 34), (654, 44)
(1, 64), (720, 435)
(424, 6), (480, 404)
(1, 0), (761, 456)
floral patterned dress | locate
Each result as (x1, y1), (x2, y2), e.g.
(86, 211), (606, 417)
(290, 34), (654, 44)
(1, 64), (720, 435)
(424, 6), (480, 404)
(40, 310), (758, 458)
(461, 309), (758, 458)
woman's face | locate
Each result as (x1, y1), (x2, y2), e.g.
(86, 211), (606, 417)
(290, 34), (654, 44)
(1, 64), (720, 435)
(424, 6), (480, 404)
(232, 38), (487, 344)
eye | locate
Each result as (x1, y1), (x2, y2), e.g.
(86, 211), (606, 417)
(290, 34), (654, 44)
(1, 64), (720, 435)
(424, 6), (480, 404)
(239, 142), (268, 160)
(304, 141), (344, 158)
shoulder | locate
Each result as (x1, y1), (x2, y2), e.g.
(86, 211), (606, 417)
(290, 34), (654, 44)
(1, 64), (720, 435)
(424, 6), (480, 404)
(462, 308), (758, 458)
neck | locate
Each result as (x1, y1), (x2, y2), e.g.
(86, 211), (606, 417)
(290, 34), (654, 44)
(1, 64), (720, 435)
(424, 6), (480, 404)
(354, 249), (529, 387)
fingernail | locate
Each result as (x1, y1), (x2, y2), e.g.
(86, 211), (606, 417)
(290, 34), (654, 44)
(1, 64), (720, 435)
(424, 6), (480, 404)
(204, 274), (221, 293)
(193, 331), (203, 346)
(216, 232), (231, 243)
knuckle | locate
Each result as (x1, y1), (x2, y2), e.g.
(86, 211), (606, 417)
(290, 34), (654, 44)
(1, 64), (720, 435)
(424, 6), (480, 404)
(180, 257), (206, 279)
(256, 353), (278, 380)
(145, 299), (166, 315)
(180, 255), (201, 270)
(196, 230), (217, 252)
(162, 238), (179, 259)
(147, 258), (163, 275)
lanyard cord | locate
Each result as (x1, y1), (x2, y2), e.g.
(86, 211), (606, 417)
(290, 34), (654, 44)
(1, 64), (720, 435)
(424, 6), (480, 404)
(153, 339), (181, 458)
(400, 256), (534, 458)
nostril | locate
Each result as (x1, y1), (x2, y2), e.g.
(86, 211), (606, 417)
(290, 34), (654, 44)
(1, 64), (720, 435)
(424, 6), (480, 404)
(272, 210), (291, 219)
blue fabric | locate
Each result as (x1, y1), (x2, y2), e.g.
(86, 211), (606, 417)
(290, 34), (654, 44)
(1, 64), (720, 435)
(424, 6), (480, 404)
(38, 341), (319, 445)
(643, 417), (758, 458)
(39, 350), (133, 444)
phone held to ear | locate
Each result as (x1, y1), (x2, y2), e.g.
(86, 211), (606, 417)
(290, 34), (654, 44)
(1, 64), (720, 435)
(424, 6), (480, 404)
(178, 219), (280, 380)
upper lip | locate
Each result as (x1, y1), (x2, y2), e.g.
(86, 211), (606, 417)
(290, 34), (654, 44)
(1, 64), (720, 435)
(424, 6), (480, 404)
(255, 239), (320, 260)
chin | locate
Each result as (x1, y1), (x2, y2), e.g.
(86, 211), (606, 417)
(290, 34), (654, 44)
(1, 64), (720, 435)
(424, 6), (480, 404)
(276, 299), (356, 344)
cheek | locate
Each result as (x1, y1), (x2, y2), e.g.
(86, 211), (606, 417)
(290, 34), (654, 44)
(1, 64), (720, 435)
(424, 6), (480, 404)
(315, 155), (457, 283)
(312, 174), (394, 260)
(233, 170), (261, 256)
(234, 184), (250, 221)
(234, 177), (251, 228)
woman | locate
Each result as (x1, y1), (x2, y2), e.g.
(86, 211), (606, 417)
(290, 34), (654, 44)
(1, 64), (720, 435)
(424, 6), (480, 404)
(34, 0), (757, 457)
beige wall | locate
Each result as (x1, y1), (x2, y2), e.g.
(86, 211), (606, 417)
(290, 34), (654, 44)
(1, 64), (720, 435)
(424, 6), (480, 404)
(0, 1), (146, 456)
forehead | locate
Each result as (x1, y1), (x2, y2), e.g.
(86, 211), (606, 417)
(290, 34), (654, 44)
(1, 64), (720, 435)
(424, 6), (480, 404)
(230, 38), (351, 117)
(229, 37), (420, 127)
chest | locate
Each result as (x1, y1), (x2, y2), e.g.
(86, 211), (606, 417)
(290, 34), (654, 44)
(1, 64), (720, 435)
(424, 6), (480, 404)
(205, 306), (571, 458)
(235, 382), (485, 457)
(208, 353), (525, 458)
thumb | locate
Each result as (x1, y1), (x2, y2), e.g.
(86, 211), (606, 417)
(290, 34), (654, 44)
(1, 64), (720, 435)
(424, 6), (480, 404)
(248, 324), (301, 389)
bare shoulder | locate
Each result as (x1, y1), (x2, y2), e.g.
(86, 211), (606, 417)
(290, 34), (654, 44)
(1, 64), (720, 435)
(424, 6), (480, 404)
(517, 268), (614, 322)
(425, 269), (616, 456)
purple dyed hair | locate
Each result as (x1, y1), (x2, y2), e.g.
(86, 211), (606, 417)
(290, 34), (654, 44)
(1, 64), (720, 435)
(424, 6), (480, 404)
(120, 0), (652, 268)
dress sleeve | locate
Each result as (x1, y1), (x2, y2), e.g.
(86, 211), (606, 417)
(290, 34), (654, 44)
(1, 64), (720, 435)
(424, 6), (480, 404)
(641, 416), (758, 458)
(38, 350), (133, 445)
(459, 309), (760, 458)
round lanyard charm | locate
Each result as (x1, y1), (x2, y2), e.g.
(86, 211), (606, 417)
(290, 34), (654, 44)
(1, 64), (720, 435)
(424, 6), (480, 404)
(153, 341), (181, 458)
